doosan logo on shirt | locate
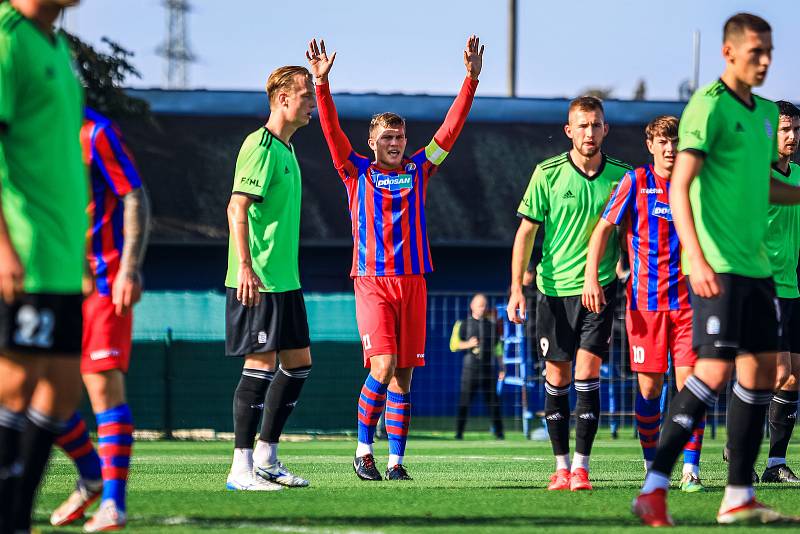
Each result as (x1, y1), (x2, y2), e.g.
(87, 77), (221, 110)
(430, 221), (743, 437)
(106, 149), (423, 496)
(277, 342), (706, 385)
(371, 171), (413, 191)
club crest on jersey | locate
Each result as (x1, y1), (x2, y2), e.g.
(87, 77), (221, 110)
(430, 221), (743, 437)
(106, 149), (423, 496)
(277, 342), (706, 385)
(652, 201), (672, 221)
(372, 171), (413, 191)
(405, 162), (416, 173)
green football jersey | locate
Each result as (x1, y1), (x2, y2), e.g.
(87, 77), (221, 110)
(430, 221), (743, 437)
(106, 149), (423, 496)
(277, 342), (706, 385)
(678, 79), (778, 278)
(766, 161), (800, 299)
(225, 128), (302, 293)
(517, 152), (631, 296)
(0, 4), (87, 293)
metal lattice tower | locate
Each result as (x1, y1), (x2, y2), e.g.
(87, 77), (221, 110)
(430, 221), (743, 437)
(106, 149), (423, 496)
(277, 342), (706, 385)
(156, 0), (196, 89)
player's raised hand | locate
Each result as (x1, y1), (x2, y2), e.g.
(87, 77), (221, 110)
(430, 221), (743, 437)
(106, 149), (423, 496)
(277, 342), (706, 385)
(463, 34), (484, 80)
(306, 38), (336, 84)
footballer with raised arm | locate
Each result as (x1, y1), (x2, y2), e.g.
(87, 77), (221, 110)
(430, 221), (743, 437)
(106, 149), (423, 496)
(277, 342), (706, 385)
(308, 36), (482, 481)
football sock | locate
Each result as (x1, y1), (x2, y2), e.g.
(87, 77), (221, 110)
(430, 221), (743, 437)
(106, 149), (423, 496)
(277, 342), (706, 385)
(13, 409), (65, 531)
(574, 379), (600, 456)
(97, 404), (134, 512)
(683, 415), (705, 476)
(0, 407), (25, 533)
(233, 368), (273, 449)
(386, 390), (411, 467)
(650, 376), (716, 479)
(55, 411), (102, 482)
(767, 389), (798, 465)
(727, 383), (771, 486)
(356, 374), (388, 456)
(635, 391), (662, 465)
(260, 365), (311, 443)
(230, 448), (253, 475)
(641, 470), (671, 494)
(555, 454), (570, 471)
(253, 440), (277, 466)
(571, 452), (590, 473)
(544, 381), (570, 458)
(722, 485), (755, 509)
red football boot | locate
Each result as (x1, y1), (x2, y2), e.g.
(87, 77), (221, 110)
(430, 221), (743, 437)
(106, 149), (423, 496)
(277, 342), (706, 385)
(570, 468), (593, 491)
(547, 468), (571, 490)
(632, 488), (674, 527)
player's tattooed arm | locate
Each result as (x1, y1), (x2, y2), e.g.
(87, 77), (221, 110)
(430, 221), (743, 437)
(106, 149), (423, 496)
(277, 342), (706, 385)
(582, 218), (615, 313)
(769, 178), (800, 205)
(669, 151), (720, 298)
(113, 187), (151, 316)
(507, 218), (539, 324)
(227, 193), (265, 307)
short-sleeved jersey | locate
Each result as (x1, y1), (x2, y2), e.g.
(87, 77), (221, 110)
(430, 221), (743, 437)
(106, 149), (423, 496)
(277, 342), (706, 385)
(0, 4), (86, 293)
(677, 79), (778, 278)
(603, 165), (691, 311)
(766, 161), (800, 299)
(316, 78), (478, 277)
(225, 128), (302, 293)
(82, 108), (143, 297)
(517, 152), (631, 297)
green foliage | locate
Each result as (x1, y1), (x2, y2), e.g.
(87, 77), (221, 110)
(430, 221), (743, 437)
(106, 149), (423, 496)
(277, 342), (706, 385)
(64, 32), (150, 119)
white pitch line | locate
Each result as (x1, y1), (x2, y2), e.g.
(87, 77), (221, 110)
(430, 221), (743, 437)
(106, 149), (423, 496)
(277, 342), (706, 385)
(156, 516), (383, 534)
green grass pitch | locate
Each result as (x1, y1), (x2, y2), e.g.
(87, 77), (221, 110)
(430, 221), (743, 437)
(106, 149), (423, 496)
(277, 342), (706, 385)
(36, 431), (799, 533)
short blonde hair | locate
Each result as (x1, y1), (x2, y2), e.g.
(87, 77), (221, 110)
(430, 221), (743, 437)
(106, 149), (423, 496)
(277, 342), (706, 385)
(266, 66), (311, 104)
(369, 112), (405, 136)
(645, 115), (678, 141)
(568, 95), (605, 116)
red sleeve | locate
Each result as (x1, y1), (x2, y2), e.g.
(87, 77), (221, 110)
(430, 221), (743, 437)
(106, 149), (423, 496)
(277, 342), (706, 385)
(602, 170), (635, 225)
(433, 77), (478, 151)
(93, 124), (142, 197)
(315, 82), (362, 179)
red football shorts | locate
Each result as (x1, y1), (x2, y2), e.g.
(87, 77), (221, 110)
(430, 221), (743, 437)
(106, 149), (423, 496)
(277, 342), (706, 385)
(82, 290), (133, 374)
(626, 308), (696, 373)
(353, 275), (427, 369)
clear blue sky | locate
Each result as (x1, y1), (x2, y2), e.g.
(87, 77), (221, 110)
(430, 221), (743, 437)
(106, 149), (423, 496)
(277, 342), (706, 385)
(63, 0), (800, 101)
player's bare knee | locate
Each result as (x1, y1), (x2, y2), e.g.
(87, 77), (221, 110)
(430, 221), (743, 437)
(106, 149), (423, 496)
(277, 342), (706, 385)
(546, 363), (571, 388)
(638, 373), (663, 399)
(278, 347), (312, 369)
(84, 370), (126, 412)
(244, 352), (277, 371)
(369, 355), (396, 383)
(390, 367), (413, 392)
(783, 372), (799, 391)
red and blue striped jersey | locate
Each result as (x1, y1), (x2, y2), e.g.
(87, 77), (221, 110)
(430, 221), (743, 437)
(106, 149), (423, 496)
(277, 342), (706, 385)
(602, 165), (690, 311)
(81, 108), (142, 296)
(316, 78), (478, 277)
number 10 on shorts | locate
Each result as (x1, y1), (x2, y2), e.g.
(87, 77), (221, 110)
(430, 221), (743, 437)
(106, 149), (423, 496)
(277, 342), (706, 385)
(632, 345), (645, 364)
